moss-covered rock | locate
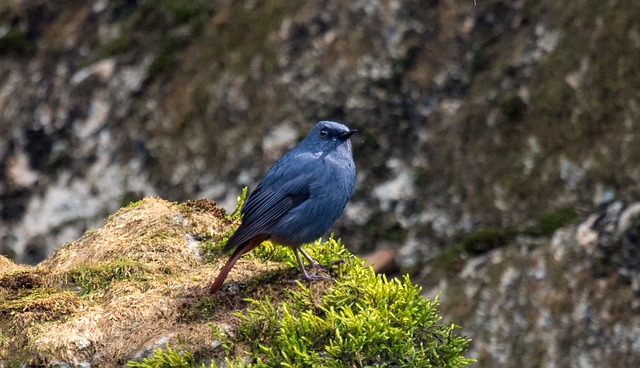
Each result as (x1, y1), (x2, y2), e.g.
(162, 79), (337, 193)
(0, 198), (472, 367)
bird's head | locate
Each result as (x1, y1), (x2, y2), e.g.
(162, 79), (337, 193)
(303, 121), (357, 151)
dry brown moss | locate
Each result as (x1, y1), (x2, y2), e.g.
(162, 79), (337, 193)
(0, 197), (335, 366)
(0, 255), (29, 273)
(0, 255), (14, 270)
(39, 198), (227, 274)
(0, 197), (275, 366)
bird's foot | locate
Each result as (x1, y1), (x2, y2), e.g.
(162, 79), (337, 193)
(300, 266), (332, 281)
(303, 272), (332, 281)
(294, 248), (333, 282)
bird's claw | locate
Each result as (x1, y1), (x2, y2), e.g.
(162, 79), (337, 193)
(303, 272), (332, 281)
(300, 265), (332, 282)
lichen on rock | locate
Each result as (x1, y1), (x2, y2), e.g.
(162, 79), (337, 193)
(419, 200), (640, 367)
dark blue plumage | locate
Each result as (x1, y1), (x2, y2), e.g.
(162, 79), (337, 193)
(210, 121), (357, 293)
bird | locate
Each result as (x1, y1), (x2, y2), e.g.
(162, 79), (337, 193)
(209, 121), (357, 294)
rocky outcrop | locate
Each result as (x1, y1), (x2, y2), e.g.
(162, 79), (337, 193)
(421, 200), (640, 367)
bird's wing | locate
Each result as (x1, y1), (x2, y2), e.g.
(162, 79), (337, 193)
(222, 157), (315, 253)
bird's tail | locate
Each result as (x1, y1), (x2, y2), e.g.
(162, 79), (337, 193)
(208, 247), (245, 294)
(209, 235), (267, 294)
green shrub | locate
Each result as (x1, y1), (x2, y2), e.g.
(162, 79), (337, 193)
(230, 257), (474, 367)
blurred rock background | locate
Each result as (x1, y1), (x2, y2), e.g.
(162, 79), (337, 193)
(1, 0), (639, 366)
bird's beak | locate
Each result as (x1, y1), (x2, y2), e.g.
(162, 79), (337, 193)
(340, 129), (358, 139)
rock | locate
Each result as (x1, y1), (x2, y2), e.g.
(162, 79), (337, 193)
(421, 200), (640, 367)
(362, 248), (398, 273)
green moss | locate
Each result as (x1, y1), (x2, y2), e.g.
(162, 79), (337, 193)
(459, 227), (518, 254)
(127, 344), (195, 368)
(229, 259), (473, 367)
(432, 206), (581, 275)
(525, 207), (579, 236)
(179, 297), (219, 321)
(145, 35), (181, 80)
(130, 239), (474, 367)
(120, 191), (145, 208)
(431, 245), (468, 274)
(226, 187), (248, 222)
(198, 228), (234, 262)
(250, 236), (350, 268)
(63, 257), (151, 294)
(432, 206), (580, 274)
(0, 287), (80, 321)
(157, 0), (211, 26)
(431, 227), (518, 274)
(97, 33), (134, 57)
(0, 27), (33, 55)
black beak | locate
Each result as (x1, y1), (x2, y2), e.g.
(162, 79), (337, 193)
(340, 129), (358, 139)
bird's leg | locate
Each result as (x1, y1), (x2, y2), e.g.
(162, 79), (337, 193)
(298, 246), (331, 278)
(294, 248), (330, 281)
(298, 246), (319, 267)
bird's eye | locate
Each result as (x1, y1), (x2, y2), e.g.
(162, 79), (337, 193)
(319, 128), (328, 137)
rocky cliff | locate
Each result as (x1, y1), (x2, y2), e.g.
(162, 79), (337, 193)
(421, 200), (640, 367)
(3, 0), (639, 264)
(1, 0), (639, 366)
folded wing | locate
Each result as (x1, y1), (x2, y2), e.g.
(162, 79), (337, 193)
(223, 168), (313, 253)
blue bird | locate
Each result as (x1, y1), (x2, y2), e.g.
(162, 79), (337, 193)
(209, 121), (357, 294)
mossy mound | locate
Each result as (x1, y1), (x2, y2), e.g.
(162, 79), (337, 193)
(0, 197), (473, 367)
(0, 255), (13, 269)
(38, 198), (228, 274)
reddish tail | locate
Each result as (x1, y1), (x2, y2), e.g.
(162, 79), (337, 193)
(209, 247), (245, 294)
(209, 236), (266, 294)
